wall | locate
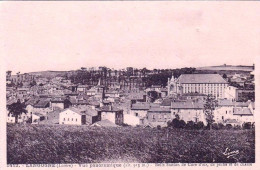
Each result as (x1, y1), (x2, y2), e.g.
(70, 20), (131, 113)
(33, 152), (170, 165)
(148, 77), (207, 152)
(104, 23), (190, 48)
(129, 109), (148, 119)
(123, 114), (140, 126)
(214, 106), (234, 123)
(59, 109), (82, 125)
(171, 108), (206, 125)
(147, 112), (172, 124)
(101, 112), (115, 124)
(51, 102), (64, 110)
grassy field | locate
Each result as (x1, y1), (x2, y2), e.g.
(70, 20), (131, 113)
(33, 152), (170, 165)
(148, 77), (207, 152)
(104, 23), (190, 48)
(7, 124), (255, 164)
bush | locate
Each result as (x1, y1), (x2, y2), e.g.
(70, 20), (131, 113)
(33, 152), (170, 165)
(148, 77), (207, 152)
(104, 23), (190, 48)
(168, 118), (186, 129)
(26, 117), (32, 124)
(186, 121), (195, 130)
(243, 122), (252, 129)
(225, 124), (233, 130)
(212, 123), (219, 130)
(233, 125), (242, 130)
(195, 121), (204, 130)
(217, 123), (225, 130)
(179, 120), (186, 129)
(7, 124), (255, 164)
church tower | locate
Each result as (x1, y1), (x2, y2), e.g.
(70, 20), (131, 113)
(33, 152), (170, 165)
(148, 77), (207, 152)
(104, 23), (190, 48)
(167, 75), (178, 96)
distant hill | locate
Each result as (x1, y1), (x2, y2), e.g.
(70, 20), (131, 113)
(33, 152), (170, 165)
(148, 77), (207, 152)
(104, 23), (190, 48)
(28, 71), (68, 78)
(196, 65), (254, 72)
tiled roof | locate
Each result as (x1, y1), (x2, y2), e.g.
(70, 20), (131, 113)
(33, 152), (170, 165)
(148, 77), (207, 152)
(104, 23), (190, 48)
(17, 88), (30, 91)
(171, 101), (204, 109)
(6, 99), (17, 105)
(224, 119), (239, 124)
(235, 102), (249, 107)
(76, 106), (98, 116)
(25, 98), (39, 106)
(67, 107), (86, 115)
(148, 107), (171, 113)
(161, 98), (176, 106)
(34, 100), (49, 108)
(89, 101), (100, 106)
(233, 108), (252, 115)
(131, 103), (150, 110)
(51, 97), (65, 102)
(182, 93), (207, 96)
(218, 99), (234, 106)
(218, 99), (249, 107)
(78, 85), (89, 88)
(97, 105), (122, 112)
(68, 107), (97, 116)
(33, 112), (45, 117)
(177, 74), (228, 84)
(131, 102), (160, 110)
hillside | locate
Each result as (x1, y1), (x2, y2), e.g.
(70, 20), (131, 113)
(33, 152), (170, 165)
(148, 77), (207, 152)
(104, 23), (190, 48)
(28, 70), (68, 78)
(7, 124), (255, 164)
(196, 65), (254, 72)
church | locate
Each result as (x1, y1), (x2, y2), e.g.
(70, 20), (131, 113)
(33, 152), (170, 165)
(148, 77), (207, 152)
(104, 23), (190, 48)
(167, 74), (228, 99)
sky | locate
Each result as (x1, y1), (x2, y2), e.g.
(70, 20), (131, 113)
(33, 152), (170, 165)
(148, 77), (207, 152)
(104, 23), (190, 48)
(1, 2), (260, 74)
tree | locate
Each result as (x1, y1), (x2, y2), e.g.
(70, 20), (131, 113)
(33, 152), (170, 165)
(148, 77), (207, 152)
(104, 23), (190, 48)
(7, 99), (27, 123)
(30, 80), (37, 87)
(186, 121), (195, 130)
(147, 91), (159, 102)
(204, 95), (218, 130)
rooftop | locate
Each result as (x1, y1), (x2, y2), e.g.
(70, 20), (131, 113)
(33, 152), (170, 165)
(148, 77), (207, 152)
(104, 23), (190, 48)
(224, 119), (240, 124)
(25, 98), (40, 106)
(218, 99), (249, 107)
(148, 107), (171, 113)
(177, 74), (228, 84)
(34, 100), (50, 108)
(233, 108), (253, 115)
(65, 107), (97, 116)
(171, 101), (204, 109)
(98, 105), (123, 112)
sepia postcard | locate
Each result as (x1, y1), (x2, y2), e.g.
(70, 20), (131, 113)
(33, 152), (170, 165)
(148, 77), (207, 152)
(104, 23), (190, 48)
(0, 1), (259, 170)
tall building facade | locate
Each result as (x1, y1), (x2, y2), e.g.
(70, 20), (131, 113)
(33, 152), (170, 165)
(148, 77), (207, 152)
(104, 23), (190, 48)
(167, 74), (228, 98)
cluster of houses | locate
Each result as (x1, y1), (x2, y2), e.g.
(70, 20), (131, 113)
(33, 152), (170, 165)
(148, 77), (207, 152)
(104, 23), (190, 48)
(6, 70), (255, 128)
(127, 74), (255, 127)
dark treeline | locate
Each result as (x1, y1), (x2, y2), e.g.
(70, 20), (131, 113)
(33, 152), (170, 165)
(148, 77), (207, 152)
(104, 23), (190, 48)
(68, 67), (196, 88)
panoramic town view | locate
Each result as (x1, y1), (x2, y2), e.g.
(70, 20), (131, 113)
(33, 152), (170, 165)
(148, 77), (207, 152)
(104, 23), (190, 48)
(6, 64), (255, 163)
(2, 2), (258, 166)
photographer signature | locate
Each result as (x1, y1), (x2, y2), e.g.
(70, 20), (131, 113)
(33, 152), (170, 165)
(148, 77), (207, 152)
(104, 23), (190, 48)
(223, 148), (239, 159)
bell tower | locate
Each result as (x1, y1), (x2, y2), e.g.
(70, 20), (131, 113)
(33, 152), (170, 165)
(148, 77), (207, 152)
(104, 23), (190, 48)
(167, 75), (177, 96)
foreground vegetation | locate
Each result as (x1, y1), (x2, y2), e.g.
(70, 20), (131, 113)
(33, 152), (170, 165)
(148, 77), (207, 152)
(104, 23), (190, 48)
(7, 124), (255, 164)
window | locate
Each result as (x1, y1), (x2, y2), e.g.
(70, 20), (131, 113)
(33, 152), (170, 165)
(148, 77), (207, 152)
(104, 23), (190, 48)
(72, 118), (73, 121)
(68, 118), (69, 121)
(76, 119), (77, 122)
(222, 116), (224, 120)
(135, 113), (138, 117)
(64, 118), (65, 121)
